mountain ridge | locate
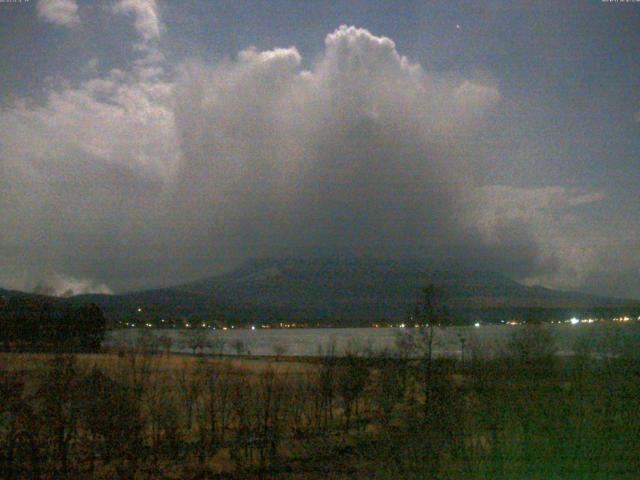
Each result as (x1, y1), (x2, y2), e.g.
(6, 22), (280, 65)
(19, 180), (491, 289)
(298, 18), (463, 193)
(2, 258), (638, 324)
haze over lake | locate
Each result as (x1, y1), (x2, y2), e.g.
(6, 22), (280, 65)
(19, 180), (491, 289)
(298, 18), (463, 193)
(107, 323), (640, 358)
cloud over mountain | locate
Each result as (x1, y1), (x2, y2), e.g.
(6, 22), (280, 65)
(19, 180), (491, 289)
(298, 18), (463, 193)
(0, 21), (611, 295)
(36, 0), (80, 27)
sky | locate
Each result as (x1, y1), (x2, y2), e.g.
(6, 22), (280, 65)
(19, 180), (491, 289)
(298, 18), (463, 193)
(0, 0), (638, 298)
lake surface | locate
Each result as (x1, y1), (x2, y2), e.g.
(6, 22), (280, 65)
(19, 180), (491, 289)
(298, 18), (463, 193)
(106, 323), (640, 358)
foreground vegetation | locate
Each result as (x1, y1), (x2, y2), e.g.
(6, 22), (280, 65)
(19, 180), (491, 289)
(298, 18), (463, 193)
(1, 325), (640, 479)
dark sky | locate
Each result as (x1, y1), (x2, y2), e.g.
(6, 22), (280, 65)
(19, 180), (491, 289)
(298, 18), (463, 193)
(0, 0), (638, 298)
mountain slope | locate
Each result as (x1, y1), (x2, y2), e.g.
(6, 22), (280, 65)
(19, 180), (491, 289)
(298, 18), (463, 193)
(2, 258), (638, 324)
(173, 258), (636, 322)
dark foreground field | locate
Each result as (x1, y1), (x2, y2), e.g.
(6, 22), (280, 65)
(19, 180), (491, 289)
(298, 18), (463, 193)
(2, 326), (640, 479)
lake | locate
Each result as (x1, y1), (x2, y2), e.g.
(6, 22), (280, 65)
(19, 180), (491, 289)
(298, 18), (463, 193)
(105, 322), (640, 358)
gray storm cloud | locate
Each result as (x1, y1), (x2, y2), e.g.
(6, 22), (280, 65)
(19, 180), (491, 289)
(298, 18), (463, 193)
(0, 25), (596, 295)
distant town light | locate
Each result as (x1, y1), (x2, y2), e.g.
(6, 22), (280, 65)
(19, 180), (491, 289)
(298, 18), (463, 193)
(474, 322), (480, 328)
(570, 317), (579, 325)
(251, 325), (256, 331)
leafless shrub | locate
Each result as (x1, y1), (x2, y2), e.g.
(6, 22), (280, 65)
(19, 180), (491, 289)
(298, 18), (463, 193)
(209, 335), (226, 356)
(183, 328), (210, 356)
(232, 339), (246, 356)
(503, 324), (557, 375)
(158, 334), (173, 355)
(373, 356), (406, 424)
(272, 343), (288, 360)
(135, 328), (159, 354)
(336, 353), (369, 431)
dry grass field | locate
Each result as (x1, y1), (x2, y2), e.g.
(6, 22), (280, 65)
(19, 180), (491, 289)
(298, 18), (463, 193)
(2, 326), (640, 479)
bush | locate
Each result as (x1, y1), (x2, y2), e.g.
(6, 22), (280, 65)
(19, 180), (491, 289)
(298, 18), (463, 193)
(503, 325), (557, 375)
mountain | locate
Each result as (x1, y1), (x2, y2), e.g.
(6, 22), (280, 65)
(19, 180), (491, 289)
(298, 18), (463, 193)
(3, 258), (639, 325)
(175, 258), (637, 323)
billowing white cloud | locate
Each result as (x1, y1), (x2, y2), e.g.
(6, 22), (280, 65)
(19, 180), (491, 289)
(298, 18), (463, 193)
(113, 0), (161, 43)
(0, 24), (615, 296)
(475, 185), (606, 288)
(170, 25), (503, 264)
(34, 275), (113, 297)
(0, 66), (179, 292)
(37, 0), (80, 27)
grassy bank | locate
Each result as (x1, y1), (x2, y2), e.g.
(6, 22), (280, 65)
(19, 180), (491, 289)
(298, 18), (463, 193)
(2, 329), (640, 479)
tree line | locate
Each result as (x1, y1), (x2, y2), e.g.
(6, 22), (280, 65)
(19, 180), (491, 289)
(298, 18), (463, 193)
(1, 285), (640, 478)
(0, 298), (106, 353)
(2, 319), (640, 478)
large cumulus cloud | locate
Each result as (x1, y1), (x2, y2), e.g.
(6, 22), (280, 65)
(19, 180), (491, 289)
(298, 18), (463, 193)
(170, 27), (500, 264)
(0, 24), (606, 295)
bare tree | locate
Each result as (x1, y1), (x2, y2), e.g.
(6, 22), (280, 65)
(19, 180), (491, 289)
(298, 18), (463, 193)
(394, 329), (416, 399)
(200, 361), (235, 452)
(76, 367), (143, 474)
(158, 334), (173, 356)
(135, 328), (159, 355)
(209, 335), (226, 356)
(414, 284), (450, 367)
(336, 353), (369, 432)
(0, 369), (40, 479)
(35, 355), (81, 477)
(253, 367), (287, 470)
(272, 343), (288, 361)
(374, 355), (406, 425)
(457, 333), (467, 365)
(412, 283), (451, 416)
(232, 339), (246, 356)
(185, 328), (210, 356)
(316, 340), (337, 432)
(503, 324), (557, 375)
(287, 374), (314, 438)
(177, 361), (204, 431)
